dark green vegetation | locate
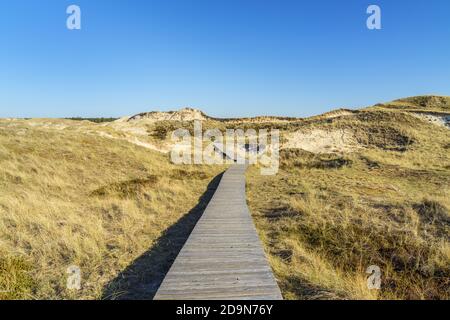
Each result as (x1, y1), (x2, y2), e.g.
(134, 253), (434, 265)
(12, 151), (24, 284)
(65, 117), (119, 123)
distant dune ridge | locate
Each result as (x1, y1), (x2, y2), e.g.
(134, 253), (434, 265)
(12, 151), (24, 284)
(119, 94), (450, 125)
(0, 95), (448, 300)
(124, 107), (209, 122)
(120, 107), (300, 124)
(107, 95), (449, 155)
(380, 95), (450, 112)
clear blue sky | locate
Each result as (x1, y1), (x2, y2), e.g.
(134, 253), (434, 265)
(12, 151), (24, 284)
(1, 0), (449, 118)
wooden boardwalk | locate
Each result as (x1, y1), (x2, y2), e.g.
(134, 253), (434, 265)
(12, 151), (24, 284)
(154, 165), (282, 300)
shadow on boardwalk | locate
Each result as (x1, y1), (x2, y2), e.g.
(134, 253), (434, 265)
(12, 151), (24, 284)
(102, 172), (224, 300)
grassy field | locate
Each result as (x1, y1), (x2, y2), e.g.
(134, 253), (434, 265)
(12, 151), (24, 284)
(0, 96), (448, 300)
(246, 106), (450, 300)
(0, 119), (224, 299)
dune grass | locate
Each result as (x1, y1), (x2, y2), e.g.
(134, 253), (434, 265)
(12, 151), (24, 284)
(0, 119), (224, 299)
(378, 95), (450, 113)
(0, 96), (448, 300)
(246, 109), (449, 300)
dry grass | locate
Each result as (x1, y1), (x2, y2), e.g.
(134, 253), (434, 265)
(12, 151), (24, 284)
(0, 119), (224, 299)
(246, 108), (450, 300)
(378, 95), (450, 113)
(1, 95), (448, 300)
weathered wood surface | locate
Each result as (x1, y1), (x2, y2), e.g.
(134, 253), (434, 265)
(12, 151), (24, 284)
(154, 164), (282, 300)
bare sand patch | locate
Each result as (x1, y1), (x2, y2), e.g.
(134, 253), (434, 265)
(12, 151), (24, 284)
(284, 129), (358, 154)
(412, 113), (450, 128)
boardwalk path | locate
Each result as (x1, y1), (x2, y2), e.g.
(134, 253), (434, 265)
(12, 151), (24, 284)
(154, 164), (282, 300)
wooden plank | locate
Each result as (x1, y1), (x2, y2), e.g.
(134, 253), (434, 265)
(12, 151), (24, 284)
(154, 164), (282, 300)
